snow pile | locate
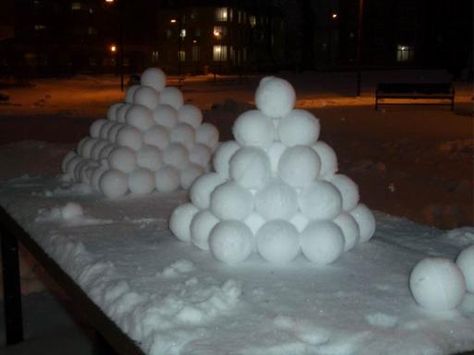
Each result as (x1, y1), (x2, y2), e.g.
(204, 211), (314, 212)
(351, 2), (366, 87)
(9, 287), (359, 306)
(60, 68), (219, 198)
(170, 76), (375, 264)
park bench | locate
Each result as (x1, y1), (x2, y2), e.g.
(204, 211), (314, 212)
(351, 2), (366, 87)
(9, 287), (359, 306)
(375, 82), (455, 110)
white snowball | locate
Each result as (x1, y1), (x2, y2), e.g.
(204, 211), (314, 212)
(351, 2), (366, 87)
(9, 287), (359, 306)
(190, 210), (219, 250)
(210, 181), (254, 220)
(107, 123), (125, 143)
(61, 202), (84, 220)
(72, 159), (87, 182)
(170, 123), (195, 151)
(98, 144), (115, 160)
(300, 221), (345, 264)
(65, 155), (83, 178)
(180, 163), (204, 189)
(312, 141), (338, 178)
(330, 174), (359, 211)
(229, 147), (271, 189)
(76, 137), (89, 156)
(257, 220), (299, 264)
(233, 110), (274, 148)
(189, 173), (226, 209)
(78, 160), (96, 183)
(141, 67), (166, 92)
(212, 141), (240, 178)
(410, 257), (466, 311)
(266, 142), (286, 173)
(243, 212), (266, 235)
(125, 105), (154, 131)
(333, 212), (360, 252)
(456, 245), (474, 293)
(209, 221), (253, 264)
(125, 85), (140, 104)
(298, 180), (342, 220)
(178, 104), (203, 128)
(278, 146), (321, 187)
(133, 86), (159, 109)
(169, 203), (199, 242)
(61, 151), (76, 173)
(255, 180), (298, 220)
(290, 212), (309, 232)
(162, 143), (189, 169)
(91, 140), (109, 160)
(152, 104), (178, 128)
(107, 103), (123, 121)
(158, 86), (184, 110)
(90, 119), (108, 138)
(91, 166), (108, 191)
(195, 123), (219, 150)
(116, 126), (143, 151)
(350, 203), (375, 243)
(81, 138), (98, 159)
(136, 145), (162, 171)
(108, 147), (137, 173)
(255, 76), (295, 118)
(143, 126), (170, 150)
(116, 103), (131, 123)
(189, 143), (212, 168)
(155, 166), (180, 192)
(128, 168), (155, 195)
(278, 110), (320, 146)
(99, 169), (129, 198)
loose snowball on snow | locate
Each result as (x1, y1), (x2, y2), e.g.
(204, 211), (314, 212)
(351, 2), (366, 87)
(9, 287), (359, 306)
(350, 203), (375, 242)
(195, 123), (219, 149)
(180, 163), (204, 189)
(255, 180), (298, 220)
(152, 104), (178, 128)
(213, 141), (240, 178)
(133, 86), (159, 109)
(170, 123), (195, 151)
(277, 109), (320, 147)
(312, 141), (338, 178)
(300, 221), (345, 264)
(209, 221), (253, 264)
(232, 110), (274, 148)
(333, 212), (360, 251)
(128, 168), (155, 195)
(125, 105), (154, 131)
(298, 180), (342, 220)
(178, 104), (203, 128)
(190, 210), (219, 250)
(169, 203), (199, 242)
(278, 145), (321, 187)
(410, 257), (466, 311)
(116, 126), (143, 151)
(256, 220), (300, 264)
(162, 143), (189, 169)
(99, 169), (129, 198)
(229, 147), (271, 189)
(456, 245), (474, 293)
(61, 202), (84, 220)
(190, 173), (226, 209)
(155, 166), (180, 192)
(143, 126), (170, 150)
(158, 86), (184, 110)
(330, 174), (359, 212)
(255, 76), (295, 118)
(136, 145), (162, 171)
(140, 67), (166, 92)
(108, 147), (137, 173)
(210, 181), (254, 220)
(90, 119), (107, 138)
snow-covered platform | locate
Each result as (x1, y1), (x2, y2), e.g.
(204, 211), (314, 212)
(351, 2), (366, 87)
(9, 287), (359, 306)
(1, 176), (473, 355)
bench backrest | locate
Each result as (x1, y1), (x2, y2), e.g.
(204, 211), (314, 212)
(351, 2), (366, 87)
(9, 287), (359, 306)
(377, 82), (453, 94)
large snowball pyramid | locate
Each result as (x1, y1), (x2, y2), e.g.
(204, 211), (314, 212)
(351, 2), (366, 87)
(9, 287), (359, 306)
(456, 245), (474, 293)
(255, 76), (296, 118)
(409, 257), (466, 311)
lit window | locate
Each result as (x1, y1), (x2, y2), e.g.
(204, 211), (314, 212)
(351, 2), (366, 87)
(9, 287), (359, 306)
(71, 2), (82, 10)
(178, 50), (186, 62)
(397, 44), (414, 62)
(216, 7), (228, 22)
(249, 16), (256, 28)
(192, 46), (199, 62)
(180, 29), (186, 38)
(213, 45), (227, 61)
(152, 51), (159, 64)
(166, 29), (172, 38)
(34, 24), (46, 31)
(213, 26), (227, 38)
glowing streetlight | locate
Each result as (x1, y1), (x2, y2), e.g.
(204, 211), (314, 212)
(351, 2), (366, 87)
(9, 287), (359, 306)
(110, 44), (117, 53)
(331, 13), (338, 19)
(170, 18), (177, 24)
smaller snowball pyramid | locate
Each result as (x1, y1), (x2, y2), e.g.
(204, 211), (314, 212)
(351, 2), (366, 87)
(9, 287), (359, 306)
(169, 76), (376, 264)
(60, 68), (219, 198)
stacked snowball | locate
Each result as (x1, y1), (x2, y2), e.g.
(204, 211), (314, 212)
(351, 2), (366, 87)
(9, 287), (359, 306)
(170, 76), (376, 264)
(61, 68), (219, 198)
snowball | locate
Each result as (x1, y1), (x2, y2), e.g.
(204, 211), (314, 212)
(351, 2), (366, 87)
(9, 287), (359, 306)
(190, 210), (219, 250)
(212, 141), (240, 178)
(456, 245), (474, 293)
(333, 212), (360, 252)
(133, 86), (159, 109)
(78, 161), (98, 184)
(170, 123), (195, 151)
(107, 123), (125, 143)
(125, 85), (140, 104)
(189, 143), (212, 168)
(91, 140), (110, 161)
(125, 105), (154, 131)
(81, 138), (98, 159)
(229, 147), (271, 189)
(330, 174), (359, 211)
(158, 86), (184, 110)
(61, 151), (76, 173)
(256, 220), (299, 264)
(209, 221), (253, 264)
(136, 145), (162, 171)
(143, 126), (170, 150)
(108, 147), (137, 173)
(266, 142), (286, 173)
(61, 202), (83, 220)
(155, 166), (180, 192)
(99, 169), (129, 198)
(243, 212), (266, 235)
(255, 180), (298, 220)
(178, 104), (203, 128)
(116, 103), (131, 123)
(169, 203), (199, 242)
(210, 181), (254, 220)
(65, 155), (83, 176)
(73, 159), (88, 181)
(300, 221), (345, 264)
(278, 145), (321, 187)
(98, 144), (115, 160)
(195, 123), (219, 150)
(91, 166), (108, 191)
(298, 181), (342, 220)
(190, 173), (226, 209)
(128, 168), (155, 195)
(278, 110), (320, 146)
(410, 257), (466, 311)
(312, 141), (338, 178)
(350, 204), (375, 243)
(162, 143), (189, 169)
(180, 163), (204, 189)
(233, 110), (274, 148)
(116, 126), (143, 151)
(290, 212), (309, 232)
(152, 104), (178, 128)
(76, 137), (89, 155)
(107, 103), (123, 121)
(255, 76), (295, 118)
(90, 119), (108, 138)
(141, 67), (166, 92)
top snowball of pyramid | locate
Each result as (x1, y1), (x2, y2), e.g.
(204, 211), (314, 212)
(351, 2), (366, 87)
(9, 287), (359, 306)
(141, 68), (166, 92)
(255, 76), (296, 118)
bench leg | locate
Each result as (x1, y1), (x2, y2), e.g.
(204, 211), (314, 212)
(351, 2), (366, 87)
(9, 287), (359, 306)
(1, 227), (24, 345)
